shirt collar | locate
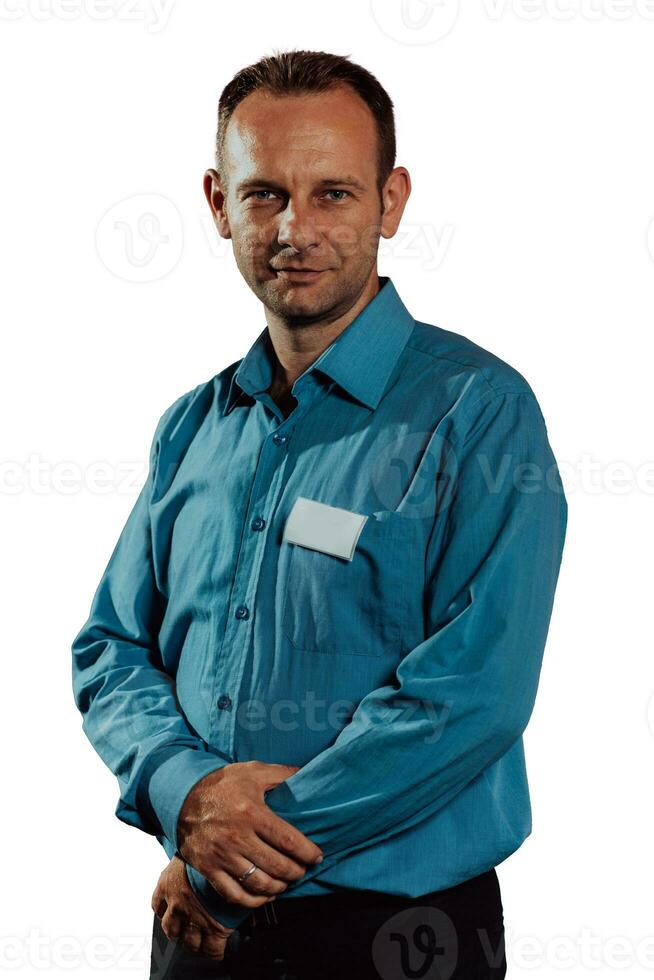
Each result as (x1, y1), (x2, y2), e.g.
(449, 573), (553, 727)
(223, 275), (415, 416)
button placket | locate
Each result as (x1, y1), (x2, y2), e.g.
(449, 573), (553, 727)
(209, 420), (294, 750)
(208, 379), (328, 751)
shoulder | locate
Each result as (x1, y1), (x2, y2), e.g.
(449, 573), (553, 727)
(402, 318), (551, 436)
(153, 360), (241, 441)
(147, 360), (242, 489)
(406, 319), (536, 401)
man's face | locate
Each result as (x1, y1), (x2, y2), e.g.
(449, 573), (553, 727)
(213, 85), (387, 325)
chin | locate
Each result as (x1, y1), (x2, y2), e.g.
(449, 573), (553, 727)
(276, 298), (326, 319)
(267, 282), (328, 309)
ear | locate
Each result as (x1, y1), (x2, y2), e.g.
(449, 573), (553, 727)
(380, 167), (412, 240)
(203, 169), (232, 239)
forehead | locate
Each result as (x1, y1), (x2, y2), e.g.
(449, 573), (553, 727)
(223, 84), (379, 181)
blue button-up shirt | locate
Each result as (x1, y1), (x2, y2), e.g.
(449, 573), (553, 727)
(71, 275), (568, 929)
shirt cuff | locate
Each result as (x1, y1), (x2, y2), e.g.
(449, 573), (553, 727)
(157, 831), (251, 929)
(139, 746), (231, 852)
(185, 863), (252, 929)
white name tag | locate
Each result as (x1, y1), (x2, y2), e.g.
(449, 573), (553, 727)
(282, 496), (368, 562)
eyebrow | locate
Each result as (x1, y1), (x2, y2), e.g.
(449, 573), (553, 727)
(235, 176), (367, 194)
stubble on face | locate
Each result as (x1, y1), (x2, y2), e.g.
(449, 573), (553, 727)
(221, 84), (384, 330)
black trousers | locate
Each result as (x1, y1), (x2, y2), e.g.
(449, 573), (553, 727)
(150, 867), (507, 979)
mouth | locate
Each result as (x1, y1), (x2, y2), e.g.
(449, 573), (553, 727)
(273, 267), (328, 282)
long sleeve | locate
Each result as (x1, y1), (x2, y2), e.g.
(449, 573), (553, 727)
(71, 407), (231, 852)
(187, 388), (568, 928)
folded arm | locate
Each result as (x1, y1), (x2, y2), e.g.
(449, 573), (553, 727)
(187, 388), (568, 928)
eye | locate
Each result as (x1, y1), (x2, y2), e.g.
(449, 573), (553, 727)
(250, 190), (276, 201)
(324, 189), (350, 201)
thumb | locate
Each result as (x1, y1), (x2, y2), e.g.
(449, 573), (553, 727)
(256, 763), (301, 791)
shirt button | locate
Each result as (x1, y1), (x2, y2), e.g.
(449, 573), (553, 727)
(235, 604), (249, 620)
(217, 695), (232, 710)
(272, 432), (287, 445)
(251, 516), (266, 531)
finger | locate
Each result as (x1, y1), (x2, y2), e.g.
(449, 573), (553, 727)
(201, 933), (230, 960)
(186, 906), (235, 942)
(161, 905), (185, 942)
(216, 851), (293, 896)
(180, 921), (202, 954)
(247, 834), (315, 883)
(180, 868), (237, 943)
(150, 888), (163, 914)
(181, 857), (270, 911)
(256, 809), (324, 866)
(152, 896), (167, 918)
(252, 762), (301, 791)
(182, 848), (271, 909)
(205, 869), (283, 908)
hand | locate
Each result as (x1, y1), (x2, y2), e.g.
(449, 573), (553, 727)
(177, 761), (324, 908)
(151, 855), (236, 961)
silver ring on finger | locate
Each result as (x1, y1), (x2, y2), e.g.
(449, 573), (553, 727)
(236, 863), (258, 883)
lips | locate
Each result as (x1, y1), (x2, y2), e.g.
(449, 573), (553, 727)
(274, 267), (327, 281)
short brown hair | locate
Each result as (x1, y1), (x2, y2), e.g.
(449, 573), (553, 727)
(215, 48), (396, 199)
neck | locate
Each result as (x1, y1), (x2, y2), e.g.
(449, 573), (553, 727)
(265, 271), (381, 397)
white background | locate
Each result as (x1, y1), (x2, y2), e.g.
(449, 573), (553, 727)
(1, 1), (652, 977)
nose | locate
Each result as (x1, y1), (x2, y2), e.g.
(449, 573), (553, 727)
(276, 199), (321, 253)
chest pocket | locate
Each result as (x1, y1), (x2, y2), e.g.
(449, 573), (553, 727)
(281, 509), (418, 658)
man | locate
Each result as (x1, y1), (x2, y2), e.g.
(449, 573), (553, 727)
(72, 49), (568, 979)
